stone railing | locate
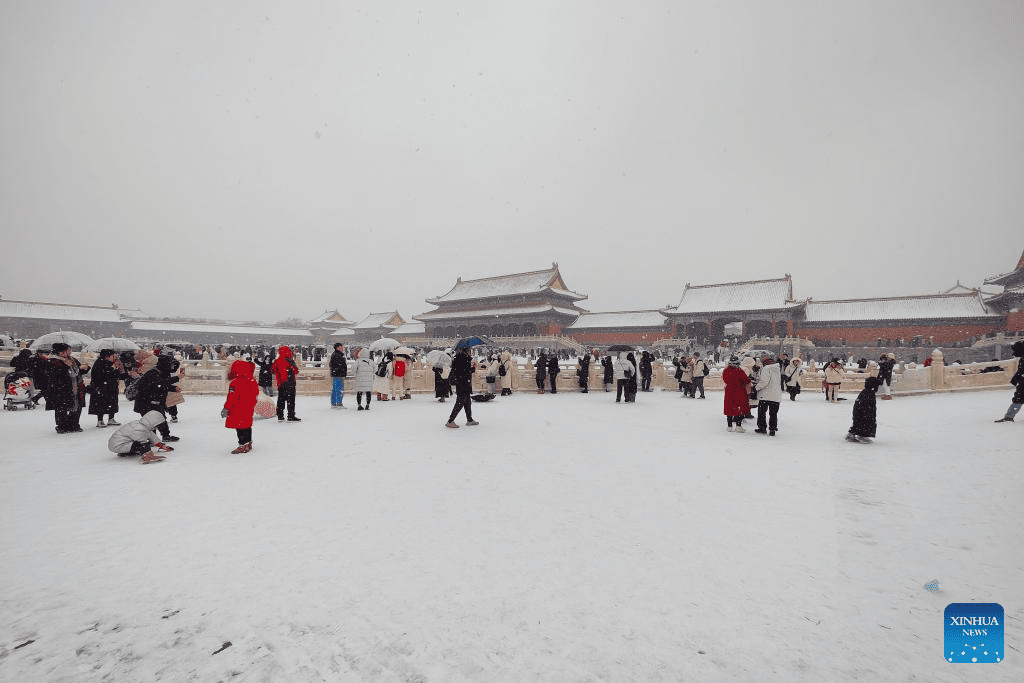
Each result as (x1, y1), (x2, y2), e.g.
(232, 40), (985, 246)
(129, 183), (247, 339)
(1, 349), (1018, 397)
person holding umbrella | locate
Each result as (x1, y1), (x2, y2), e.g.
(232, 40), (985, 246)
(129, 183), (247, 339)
(446, 346), (479, 428)
(44, 342), (90, 433)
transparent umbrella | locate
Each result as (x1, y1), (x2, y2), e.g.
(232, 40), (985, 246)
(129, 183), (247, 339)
(367, 337), (400, 352)
(84, 337), (141, 353)
(29, 331), (96, 352)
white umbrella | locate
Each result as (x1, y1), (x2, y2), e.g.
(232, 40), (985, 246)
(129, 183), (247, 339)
(84, 337), (141, 353)
(367, 337), (400, 352)
(29, 331), (96, 351)
(0, 334), (15, 349)
(425, 349), (452, 367)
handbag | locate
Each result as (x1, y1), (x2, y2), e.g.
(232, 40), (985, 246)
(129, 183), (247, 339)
(125, 379), (139, 401)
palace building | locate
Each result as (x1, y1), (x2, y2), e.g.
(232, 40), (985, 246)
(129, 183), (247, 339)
(662, 276), (803, 340)
(415, 264), (588, 338)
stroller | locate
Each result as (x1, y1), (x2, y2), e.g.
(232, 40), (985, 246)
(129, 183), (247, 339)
(4, 371), (36, 410)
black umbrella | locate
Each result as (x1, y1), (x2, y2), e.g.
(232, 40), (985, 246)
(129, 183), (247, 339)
(454, 335), (497, 350)
(606, 344), (636, 352)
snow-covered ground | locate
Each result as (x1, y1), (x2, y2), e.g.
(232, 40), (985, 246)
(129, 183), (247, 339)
(1, 387), (1021, 681)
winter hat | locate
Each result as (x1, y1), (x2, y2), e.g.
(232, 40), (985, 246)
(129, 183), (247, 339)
(886, 353), (896, 360)
(51, 342), (70, 354)
(1013, 340), (1024, 358)
(864, 376), (882, 392)
(728, 355), (740, 365)
(156, 354), (177, 374)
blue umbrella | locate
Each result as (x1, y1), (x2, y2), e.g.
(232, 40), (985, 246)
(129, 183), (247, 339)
(454, 335), (496, 351)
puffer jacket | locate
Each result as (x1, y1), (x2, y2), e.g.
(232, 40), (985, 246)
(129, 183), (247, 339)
(755, 361), (783, 402)
(224, 360), (259, 429)
(108, 411), (165, 454)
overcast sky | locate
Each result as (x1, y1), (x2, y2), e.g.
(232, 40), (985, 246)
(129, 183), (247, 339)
(2, 1), (1022, 325)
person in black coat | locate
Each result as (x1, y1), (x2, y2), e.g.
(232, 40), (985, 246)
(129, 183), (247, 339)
(546, 353), (560, 394)
(9, 348), (32, 373)
(994, 340), (1024, 423)
(846, 376), (881, 443)
(576, 354), (590, 393)
(88, 349), (125, 427)
(43, 342), (90, 433)
(639, 351), (654, 392)
(255, 351), (276, 397)
(328, 343), (348, 408)
(445, 347), (478, 428)
(133, 354), (181, 441)
(624, 352), (639, 402)
(601, 354), (614, 392)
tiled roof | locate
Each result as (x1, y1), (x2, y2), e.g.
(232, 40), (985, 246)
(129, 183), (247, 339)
(329, 328), (356, 337)
(310, 310), (351, 325)
(426, 265), (586, 304)
(391, 323), (427, 337)
(984, 248), (1024, 287)
(130, 321), (313, 337)
(566, 311), (668, 329)
(353, 312), (403, 329)
(669, 277), (798, 314)
(0, 300), (123, 322)
(803, 293), (996, 322)
(415, 305), (582, 321)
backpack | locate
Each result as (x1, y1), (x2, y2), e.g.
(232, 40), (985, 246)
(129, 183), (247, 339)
(124, 379), (140, 401)
(499, 362), (507, 376)
(394, 359), (406, 377)
(701, 362), (709, 376)
(376, 361), (388, 378)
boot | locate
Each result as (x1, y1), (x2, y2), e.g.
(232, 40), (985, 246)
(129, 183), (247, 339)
(107, 418), (121, 426)
(141, 452), (166, 464)
(231, 442), (252, 454)
(96, 419), (106, 428)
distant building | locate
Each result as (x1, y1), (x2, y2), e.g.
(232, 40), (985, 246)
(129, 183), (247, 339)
(983, 248), (1024, 332)
(308, 309), (354, 345)
(415, 263), (587, 338)
(564, 310), (670, 346)
(663, 276), (802, 340)
(795, 292), (1001, 344)
(0, 299), (128, 340)
(351, 311), (405, 343)
(129, 320), (314, 347)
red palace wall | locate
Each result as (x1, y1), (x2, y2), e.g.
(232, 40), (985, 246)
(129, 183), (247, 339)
(795, 321), (1002, 344)
(1005, 310), (1024, 332)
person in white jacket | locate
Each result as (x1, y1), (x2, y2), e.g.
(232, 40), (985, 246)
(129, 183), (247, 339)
(107, 410), (175, 464)
(754, 355), (783, 435)
(783, 358), (804, 401)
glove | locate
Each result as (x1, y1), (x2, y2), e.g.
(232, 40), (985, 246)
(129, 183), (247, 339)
(154, 442), (174, 452)
(220, 408), (228, 418)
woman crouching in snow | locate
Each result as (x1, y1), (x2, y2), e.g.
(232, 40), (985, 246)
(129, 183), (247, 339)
(221, 360), (259, 454)
(107, 410), (175, 464)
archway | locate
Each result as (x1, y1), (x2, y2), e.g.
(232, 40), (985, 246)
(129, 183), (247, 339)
(744, 320), (774, 337)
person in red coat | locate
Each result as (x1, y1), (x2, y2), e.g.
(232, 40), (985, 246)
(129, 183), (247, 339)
(722, 355), (752, 433)
(221, 360), (260, 453)
(272, 345), (301, 422)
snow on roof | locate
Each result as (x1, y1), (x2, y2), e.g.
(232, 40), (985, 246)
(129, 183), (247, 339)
(803, 293), (996, 322)
(353, 312), (403, 329)
(130, 321), (313, 337)
(415, 305), (582, 321)
(310, 310), (351, 324)
(329, 328), (356, 337)
(426, 265), (586, 304)
(0, 300), (123, 322)
(984, 248), (1024, 287)
(566, 311), (668, 329)
(669, 277), (797, 314)
(391, 322), (426, 335)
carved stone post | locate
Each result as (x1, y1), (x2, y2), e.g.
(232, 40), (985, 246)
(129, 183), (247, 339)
(929, 349), (945, 391)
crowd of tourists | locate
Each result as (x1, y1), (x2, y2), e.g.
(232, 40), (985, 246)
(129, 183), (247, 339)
(4, 338), (1022, 465)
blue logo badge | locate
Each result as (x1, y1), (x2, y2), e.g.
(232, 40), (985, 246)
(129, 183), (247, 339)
(945, 603), (1003, 663)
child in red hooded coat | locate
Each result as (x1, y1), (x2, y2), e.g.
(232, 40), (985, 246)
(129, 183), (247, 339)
(222, 360), (260, 453)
